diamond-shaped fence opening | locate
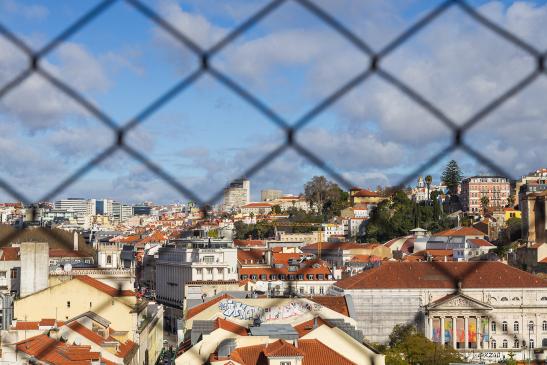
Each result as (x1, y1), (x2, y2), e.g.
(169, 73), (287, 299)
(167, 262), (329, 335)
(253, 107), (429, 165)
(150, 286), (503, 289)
(0, 0), (546, 362)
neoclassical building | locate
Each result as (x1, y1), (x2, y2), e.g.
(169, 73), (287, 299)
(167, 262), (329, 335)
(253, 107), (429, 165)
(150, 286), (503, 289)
(332, 261), (547, 362)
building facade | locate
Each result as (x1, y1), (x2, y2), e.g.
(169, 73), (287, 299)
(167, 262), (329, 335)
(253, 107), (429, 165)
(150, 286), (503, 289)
(460, 176), (511, 213)
(332, 261), (547, 362)
(223, 179), (250, 211)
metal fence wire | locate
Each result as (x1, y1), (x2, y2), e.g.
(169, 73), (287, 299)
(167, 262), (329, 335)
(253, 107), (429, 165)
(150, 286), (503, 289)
(0, 0), (545, 362)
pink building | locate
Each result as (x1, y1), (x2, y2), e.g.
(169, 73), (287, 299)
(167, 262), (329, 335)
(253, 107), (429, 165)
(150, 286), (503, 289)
(460, 176), (510, 213)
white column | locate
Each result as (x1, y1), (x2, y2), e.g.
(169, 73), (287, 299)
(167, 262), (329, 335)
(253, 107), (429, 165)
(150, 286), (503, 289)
(464, 316), (469, 349)
(453, 317), (457, 349)
(441, 317), (445, 345)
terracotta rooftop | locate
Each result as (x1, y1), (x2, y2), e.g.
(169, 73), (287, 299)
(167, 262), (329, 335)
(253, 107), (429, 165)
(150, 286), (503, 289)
(435, 227), (485, 237)
(75, 276), (135, 297)
(238, 249), (266, 264)
(353, 189), (379, 198)
(302, 242), (365, 251)
(242, 203), (273, 208)
(335, 262), (547, 290)
(467, 238), (495, 247)
(0, 247), (19, 261)
(234, 239), (267, 248)
(293, 317), (331, 337)
(214, 317), (248, 336)
(307, 296), (349, 316)
(17, 334), (102, 365)
(229, 339), (356, 365)
(186, 293), (233, 319)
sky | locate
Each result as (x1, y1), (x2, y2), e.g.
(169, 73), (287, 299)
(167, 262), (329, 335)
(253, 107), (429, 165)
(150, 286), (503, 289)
(0, 0), (545, 205)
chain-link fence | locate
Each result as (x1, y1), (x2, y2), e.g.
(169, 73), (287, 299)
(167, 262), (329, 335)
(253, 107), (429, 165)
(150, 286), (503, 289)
(0, 0), (545, 363)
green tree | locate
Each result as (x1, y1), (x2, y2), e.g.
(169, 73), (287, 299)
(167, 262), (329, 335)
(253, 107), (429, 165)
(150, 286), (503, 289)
(272, 205), (282, 214)
(304, 176), (348, 219)
(425, 175), (432, 202)
(441, 160), (463, 195)
(384, 324), (463, 365)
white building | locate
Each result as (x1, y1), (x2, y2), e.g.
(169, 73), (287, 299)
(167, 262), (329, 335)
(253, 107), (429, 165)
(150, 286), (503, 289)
(54, 198), (96, 226)
(332, 261), (547, 362)
(261, 189), (283, 201)
(223, 179), (250, 211)
(155, 239), (238, 309)
(241, 202), (273, 216)
(322, 223), (345, 241)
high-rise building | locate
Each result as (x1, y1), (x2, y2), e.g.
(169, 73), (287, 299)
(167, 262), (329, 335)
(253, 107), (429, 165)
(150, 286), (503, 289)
(260, 189), (282, 201)
(95, 199), (114, 216)
(460, 176), (510, 213)
(223, 179), (250, 211)
(111, 202), (133, 222)
(54, 198), (96, 225)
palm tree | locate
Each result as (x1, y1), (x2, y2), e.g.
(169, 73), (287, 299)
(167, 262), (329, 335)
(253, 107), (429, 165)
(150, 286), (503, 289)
(425, 175), (433, 203)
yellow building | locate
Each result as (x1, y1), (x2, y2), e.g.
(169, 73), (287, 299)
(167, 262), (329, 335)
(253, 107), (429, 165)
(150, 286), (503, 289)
(504, 207), (522, 221)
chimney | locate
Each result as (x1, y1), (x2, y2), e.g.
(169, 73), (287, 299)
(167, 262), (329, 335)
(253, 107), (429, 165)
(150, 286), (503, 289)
(73, 231), (78, 252)
(265, 249), (272, 265)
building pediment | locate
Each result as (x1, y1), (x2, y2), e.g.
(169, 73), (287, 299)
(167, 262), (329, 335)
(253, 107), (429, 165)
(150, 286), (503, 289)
(427, 293), (492, 311)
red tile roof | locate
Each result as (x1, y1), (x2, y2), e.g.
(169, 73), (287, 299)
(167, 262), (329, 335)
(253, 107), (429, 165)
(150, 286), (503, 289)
(263, 339), (304, 357)
(242, 203), (273, 208)
(335, 262), (547, 290)
(0, 247), (19, 261)
(353, 189), (379, 198)
(238, 249), (266, 264)
(293, 317), (331, 337)
(239, 261), (331, 279)
(435, 227), (485, 237)
(234, 240), (267, 248)
(229, 339), (356, 365)
(302, 242), (364, 251)
(272, 252), (302, 265)
(350, 255), (381, 263)
(49, 249), (91, 258)
(467, 238), (495, 247)
(17, 334), (101, 365)
(307, 296), (349, 316)
(186, 294), (233, 319)
(214, 318), (248, 336)
(75, 276), (135, 297)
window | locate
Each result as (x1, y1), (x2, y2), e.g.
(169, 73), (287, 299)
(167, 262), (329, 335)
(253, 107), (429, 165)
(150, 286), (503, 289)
(240, 274), (248, 280)
(281, 362), (291, 365)
(491, 340), (496, 349)
(297, 274), (304, 280)
(260, 274), (267, 280)
(270, 274), (277, 280)
(530, 339), (534, 349)
(288, 275), (295, 281)
(106, 255), (112, 264)
(502, 339), (508, 348)
(67, 301), (70, 308)
(307, 274), (314, 280)
(196, 268), (202, 275)
(250, 274), (257, 280)
(319, 287), (324, 294)
(299, 287), (304, 294)
(203, 255), (214, 263)
(502, 321), (508, 332)
(10, 269), (16, 279)
(207, 268), (213, 274)
(317, 274), (324, 280)
(543, 321), (547, 332)
(512, 297), (520, 301)
(541, 297), (547, 301)
(514, 321), (519, 332)
(501, 297), (508, 301)
(491, 322), (497, 332)
(529, 321), (534, 332)
(279, 274), (286, 280)
(514, 339), (520, 348)
(310, 287), (315, 294)
(0, 271), (6, 278)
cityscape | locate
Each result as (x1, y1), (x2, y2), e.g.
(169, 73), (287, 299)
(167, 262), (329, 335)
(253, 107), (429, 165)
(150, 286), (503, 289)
(0, 1), (546, 365)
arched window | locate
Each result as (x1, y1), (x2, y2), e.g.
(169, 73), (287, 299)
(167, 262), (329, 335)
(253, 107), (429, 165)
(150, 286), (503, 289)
(106, 255), (112, 264)
(512, 297), (520, 301)
(514, 321), (519, 332)
(502, 321), (508, 332)
(491, 339), (496, 349)
(502, 339), (508, 348)
(541, 297), (547, 301)
(530, 339), (534, 349)
(529, 321), (534, 332)
(543, 321), (547, 332)
(491, 322), (497, 332)
(514, 339), (520, 348)
(501, 297), (509, 301)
